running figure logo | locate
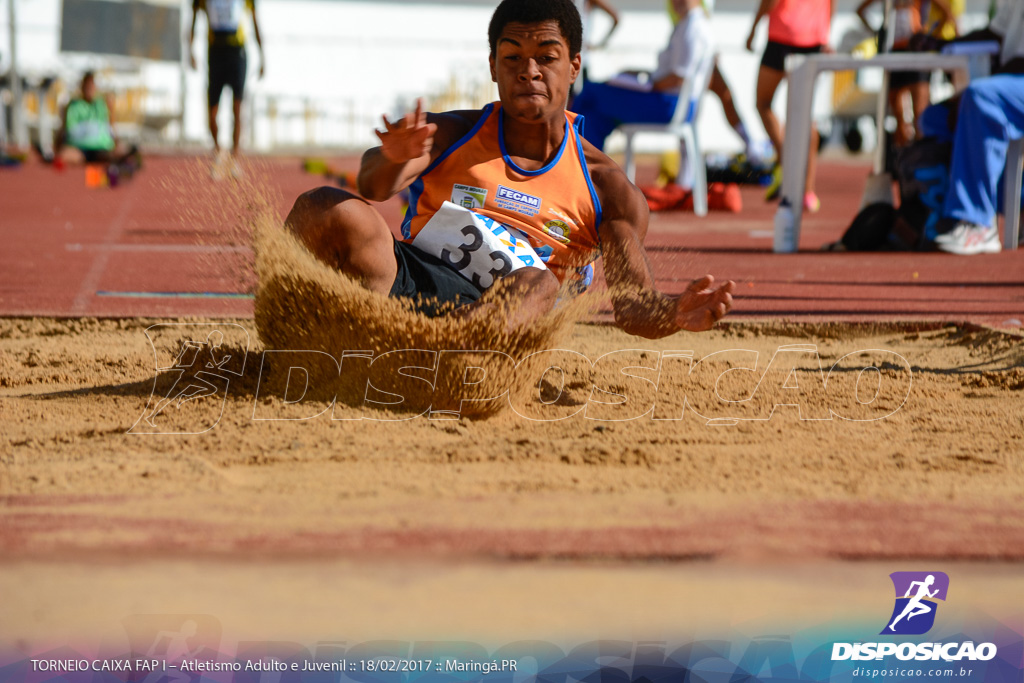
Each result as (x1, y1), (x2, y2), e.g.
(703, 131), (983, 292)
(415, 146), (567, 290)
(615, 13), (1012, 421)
(131, 323), (250, 435)
(121, 613), (222, 681)
(881, 571), (950, 635)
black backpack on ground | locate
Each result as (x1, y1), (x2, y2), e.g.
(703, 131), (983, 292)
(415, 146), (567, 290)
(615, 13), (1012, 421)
(831, 138), (952, 251)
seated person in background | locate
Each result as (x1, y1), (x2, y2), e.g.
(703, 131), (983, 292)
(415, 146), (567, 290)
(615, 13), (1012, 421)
(575, 0), (620, 69)
(914, 0), (1024, 254)
(668, 0), (760, 163)
(856, 0), (955, 147)
(55, 72), (141, 178)
(570, 0), (713, 188)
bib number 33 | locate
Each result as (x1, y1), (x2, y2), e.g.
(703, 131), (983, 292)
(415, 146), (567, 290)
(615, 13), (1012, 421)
(412, 201), (547, 290)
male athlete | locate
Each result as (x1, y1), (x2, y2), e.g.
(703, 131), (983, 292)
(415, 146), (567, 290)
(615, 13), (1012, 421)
(188, 0), (264, 179)
(285, 0), (733, 339)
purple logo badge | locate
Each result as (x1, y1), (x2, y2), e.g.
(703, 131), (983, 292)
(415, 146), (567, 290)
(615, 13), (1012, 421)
(881, 572), (949, 635)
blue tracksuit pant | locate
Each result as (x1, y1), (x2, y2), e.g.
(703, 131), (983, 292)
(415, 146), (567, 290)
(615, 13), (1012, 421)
(920, 74), (1024, 227)
(570, 81), (681, 152)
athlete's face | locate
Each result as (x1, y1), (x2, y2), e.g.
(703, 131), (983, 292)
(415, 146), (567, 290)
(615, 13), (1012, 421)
(490, 21), (580, 123)
(82, 76), (97, 102)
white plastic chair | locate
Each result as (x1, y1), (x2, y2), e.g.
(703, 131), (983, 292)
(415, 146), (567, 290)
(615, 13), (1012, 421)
(1003, 138), (1023, 251)
(619, 51), (714, 217)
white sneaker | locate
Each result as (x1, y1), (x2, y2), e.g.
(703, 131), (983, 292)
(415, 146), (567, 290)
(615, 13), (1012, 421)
(210, 150), (228, 181)
(935, 222), (1001, 255)
(229, 156), (243, 179)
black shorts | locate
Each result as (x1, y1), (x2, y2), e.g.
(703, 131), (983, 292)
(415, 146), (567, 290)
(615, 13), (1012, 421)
(81, 149), (112, 163)
(760, 40), (823, 73)
(889, 69), (930, 89)
(389, 239), (483, 317)
(889, 48), (931, 89)
(208, 44), (247, 107)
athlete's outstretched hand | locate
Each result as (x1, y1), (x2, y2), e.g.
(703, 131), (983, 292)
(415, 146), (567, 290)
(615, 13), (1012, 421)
(674, 275), (735, 332)
(376, 98), (437, 165)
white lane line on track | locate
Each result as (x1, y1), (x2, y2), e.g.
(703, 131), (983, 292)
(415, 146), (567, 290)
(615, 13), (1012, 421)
(66, 243), (250, 253)
(69, 190), (138, 316)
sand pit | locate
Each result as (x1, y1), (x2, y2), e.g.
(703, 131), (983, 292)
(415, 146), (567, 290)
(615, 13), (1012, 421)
(2, 185), (1023, 661)
(3, 224), (1023, 660)
(2, 314), (1022, 561)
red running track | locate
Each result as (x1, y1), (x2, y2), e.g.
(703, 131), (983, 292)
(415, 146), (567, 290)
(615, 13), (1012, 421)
(0, 154), (1021, 329)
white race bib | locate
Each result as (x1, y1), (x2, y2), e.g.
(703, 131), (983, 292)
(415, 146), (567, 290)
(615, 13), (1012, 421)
(411, 201), (547, 290)
(207, 0), (243, 31)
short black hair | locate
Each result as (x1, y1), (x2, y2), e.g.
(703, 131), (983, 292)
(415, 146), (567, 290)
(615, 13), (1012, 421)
(488, 0), (583, 59)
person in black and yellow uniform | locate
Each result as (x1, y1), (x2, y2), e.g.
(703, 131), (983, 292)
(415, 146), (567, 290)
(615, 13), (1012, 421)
(189, 0), (264, 179)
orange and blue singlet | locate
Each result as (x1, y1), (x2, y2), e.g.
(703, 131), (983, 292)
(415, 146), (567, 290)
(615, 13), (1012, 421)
(401, 102), (603, 291)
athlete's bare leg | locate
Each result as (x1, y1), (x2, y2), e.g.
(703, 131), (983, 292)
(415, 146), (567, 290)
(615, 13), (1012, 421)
(756, 64), (817, 195)
(889, 87), (912, 147)
(756, 65), (786, 163)
(909, 81), (930, 141)
(231, 95), (243, 155)
(709, 64), (742, 131)
(806, 125), (819, 196)
(285, 186), (398, 294)
(208, 103), (220, 153)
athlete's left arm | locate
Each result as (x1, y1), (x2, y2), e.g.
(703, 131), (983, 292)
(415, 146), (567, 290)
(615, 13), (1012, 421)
(105, 93), (119, 147)
(249, 0), (265, 78)
(588, 0), (620, 49)
(590, 154), (734, 339)
(187, 0), (200, 70)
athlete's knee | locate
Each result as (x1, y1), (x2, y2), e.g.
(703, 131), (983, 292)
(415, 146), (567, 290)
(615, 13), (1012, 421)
(288, 186), (359, 230)
(288, 186), (392, 275)
(515, 266), (560, 301)
(709, 68), (729, 99)
(286, 187), (362, 258)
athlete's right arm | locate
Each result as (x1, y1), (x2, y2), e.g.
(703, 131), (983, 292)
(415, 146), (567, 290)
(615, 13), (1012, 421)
(588, 150), (733, 338)
(187, 1), (200, 69)
(855, 0), (877, 34)
(357, 100), (471, 202)
(55, 103), (69, 154)
(746, 0), (780, 52)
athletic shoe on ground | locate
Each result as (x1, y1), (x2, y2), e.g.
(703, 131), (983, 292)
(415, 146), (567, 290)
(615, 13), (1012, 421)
(803, 192), (821, 213)
(210, 151), (228, 181)
(935, 222), (1001, 255)
(230, 156), (243, 179)
(764, 163), (782, 201)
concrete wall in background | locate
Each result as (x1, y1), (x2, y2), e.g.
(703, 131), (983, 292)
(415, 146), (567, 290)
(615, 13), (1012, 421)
(1, 0), (998, 152)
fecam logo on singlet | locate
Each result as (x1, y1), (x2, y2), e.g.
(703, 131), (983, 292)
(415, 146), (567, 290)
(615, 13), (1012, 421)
(496, 185), (542, 217)
(451, 184), (488, 210)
